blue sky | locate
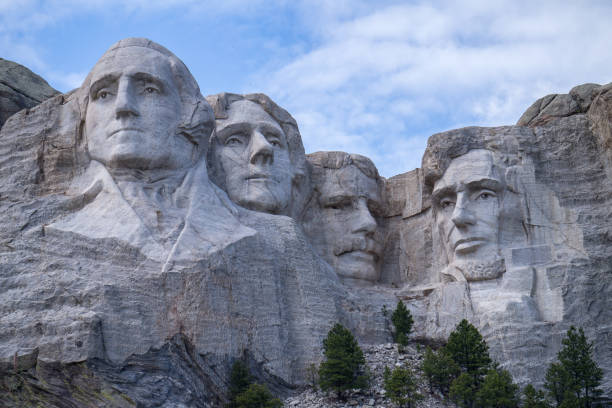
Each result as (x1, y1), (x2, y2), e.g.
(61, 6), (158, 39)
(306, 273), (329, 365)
(2, 0), (612, 177)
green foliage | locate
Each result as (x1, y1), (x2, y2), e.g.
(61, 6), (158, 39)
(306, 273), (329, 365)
(545, 327), (603, 408)
(544, 363), (571, 407)
(391, 301), (413, 344)
(450, 372), (478, 408)
(445, 319), (492, 382)
(383, 366), (423, 408)
(318, 323), (368, 398)
(228, 361), (252, 407)
(474, 369), (519, 408)
(522, 384), (550, 408)
(421, 346), (460, 395)
(234, 384), (282, 408)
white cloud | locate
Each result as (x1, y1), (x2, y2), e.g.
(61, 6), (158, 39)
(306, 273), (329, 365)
(255, 0), (612, 176)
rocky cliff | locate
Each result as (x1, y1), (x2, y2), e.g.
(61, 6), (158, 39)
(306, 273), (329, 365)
(0, 39), (610, 407)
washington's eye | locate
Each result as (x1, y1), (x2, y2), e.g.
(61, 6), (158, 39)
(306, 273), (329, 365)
(440, 198), (455, 209)
(269, 139), (281, 147)
(95, 90), (110, 100)
(144, 86), (159, 94)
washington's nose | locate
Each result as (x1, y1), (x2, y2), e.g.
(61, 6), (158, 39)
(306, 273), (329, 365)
(450, 194), (475, 228)
(249, 131), (274, 166)
(114, 79), (139, 119)
(352, 198), (377, 234)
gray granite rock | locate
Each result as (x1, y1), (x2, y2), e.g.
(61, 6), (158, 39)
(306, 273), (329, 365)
(0, 58), (59, 128)
(1, 39), (611, 406)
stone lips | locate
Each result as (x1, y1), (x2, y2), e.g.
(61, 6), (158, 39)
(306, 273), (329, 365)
(0, 39), (611, 405)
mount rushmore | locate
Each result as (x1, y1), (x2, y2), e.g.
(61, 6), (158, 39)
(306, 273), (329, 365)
(0, 38), (610, 406)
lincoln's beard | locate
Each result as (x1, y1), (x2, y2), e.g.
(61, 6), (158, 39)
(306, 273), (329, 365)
(442, 255), (505, 283)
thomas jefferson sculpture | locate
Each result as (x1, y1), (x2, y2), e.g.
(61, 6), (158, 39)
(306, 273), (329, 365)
(206, 93), (307, 217)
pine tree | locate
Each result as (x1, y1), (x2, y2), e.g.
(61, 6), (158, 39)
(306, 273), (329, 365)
(391, 300), (413, 346)
(228, 360), (252, 407)
(450, 372), (479, 408)
(421, 346), (460, 395)
(318, 323), (368, 399)
(522, 384), (550, 408)
(234, 383), (283, 408)
(557, 327), (603, 407)
(474, 368), (519, 408)
(544, 363), (571, 407)
(445, 319), (492, 383)
(545, 327), (603, 408)
(383, 366), (423, 408)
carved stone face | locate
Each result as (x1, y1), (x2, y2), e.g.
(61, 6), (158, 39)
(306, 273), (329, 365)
(214, 100), (293, 213)
(310, 165), (383, 282)
(433, 149), (504, 268)
(85, 47), (191, 170)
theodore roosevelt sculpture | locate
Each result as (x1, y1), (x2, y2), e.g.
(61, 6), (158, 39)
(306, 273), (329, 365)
(48, 38), (251, 262)
(206, 93), (307, 217)
(302, 151), (384, 284)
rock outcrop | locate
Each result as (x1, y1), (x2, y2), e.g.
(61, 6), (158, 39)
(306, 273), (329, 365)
(0, 40), (611, 406)
(0, 58), (58, 129)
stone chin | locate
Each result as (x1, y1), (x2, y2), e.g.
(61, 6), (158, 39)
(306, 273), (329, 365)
(334, 251), (380, 283)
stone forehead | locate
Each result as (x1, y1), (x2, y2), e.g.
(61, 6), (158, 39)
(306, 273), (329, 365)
(220, 99), (283, 130)
(308, 151), (380, 180)
(434, 149), (503, 192)
(88, 46), (175, 82)
(318, 165), (381, 200)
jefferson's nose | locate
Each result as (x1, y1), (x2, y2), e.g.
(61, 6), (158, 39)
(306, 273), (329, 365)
(352, 198), (377, 234)
(249, 131), (274, 166)
(114, 78), (139, 119)
(450, 193), (476, 228)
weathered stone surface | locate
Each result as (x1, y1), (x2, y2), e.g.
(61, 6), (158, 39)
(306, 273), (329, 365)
(0, 58), (59, 128)
(516, 82), (601, 126)
(0, 38), (611, 406)
(0, 39), (354, 406)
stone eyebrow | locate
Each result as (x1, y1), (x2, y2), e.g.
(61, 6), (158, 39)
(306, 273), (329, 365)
(465, 178), (503, 192)
(131, 72), (167, 91)
(89, 74), (119, 97)
(215, 122), (250, 139)
(431, 185), (456, 202)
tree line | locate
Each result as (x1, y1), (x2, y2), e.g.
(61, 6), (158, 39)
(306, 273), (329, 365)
(225, 300), (605, 407)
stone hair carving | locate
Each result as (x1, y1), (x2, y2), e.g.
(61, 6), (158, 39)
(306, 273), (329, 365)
(206, 92), (307, 217)
(302, 151), (384, 284)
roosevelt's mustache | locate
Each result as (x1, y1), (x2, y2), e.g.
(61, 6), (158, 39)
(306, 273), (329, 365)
(333, 236), (382, 260)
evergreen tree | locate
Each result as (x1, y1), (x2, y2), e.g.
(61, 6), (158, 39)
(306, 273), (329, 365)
(557, 327), (603, 408)
(544, 327), (603, 408)
(383, 366), (423, 408)
(522, 384), (550, 408)
(234, 383), (283, 408)
(391, 300), (413, 345)
(421, 346), (460, 395)
(450, 372), (479, 408)
(544, 362), (571, 407)
(474, 368), (519, 408)
(318, 323), (368, 399)
(228, 361), (252, 407)
(445, 319), (492, 383)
